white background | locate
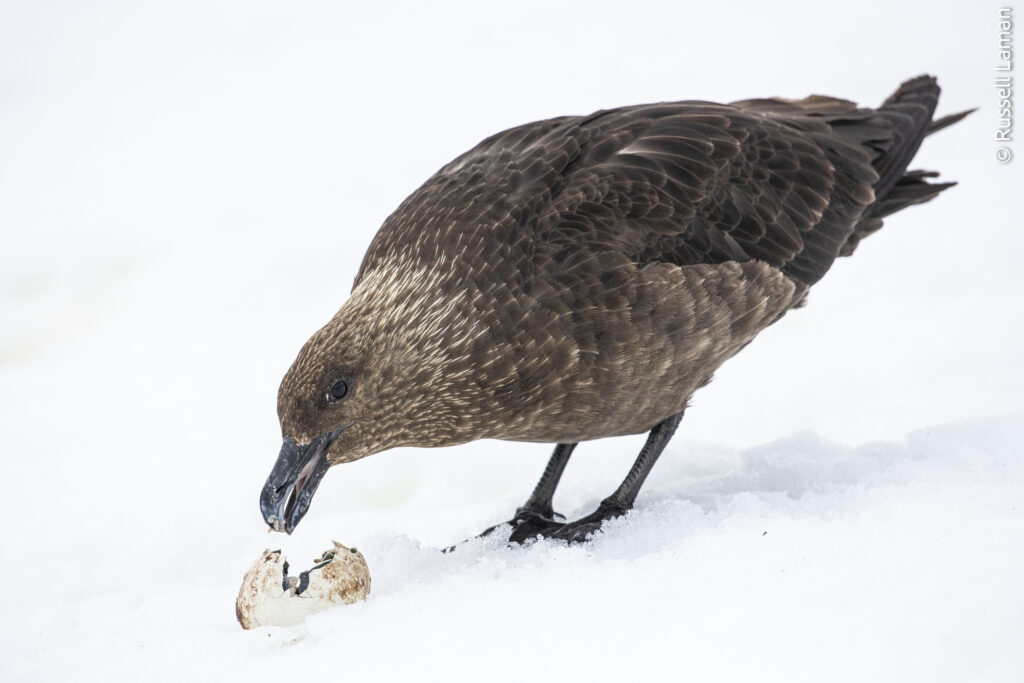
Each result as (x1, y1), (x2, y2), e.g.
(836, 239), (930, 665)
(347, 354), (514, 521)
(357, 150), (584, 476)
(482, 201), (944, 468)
(1, 1), (1021, 680)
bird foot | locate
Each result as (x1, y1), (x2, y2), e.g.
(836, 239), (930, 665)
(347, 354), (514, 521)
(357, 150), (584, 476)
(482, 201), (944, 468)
(444, 507), (565, 552)
(445, 501), (629, 552)
(539, 500), (631, 544)
(506, 508), (566, 544)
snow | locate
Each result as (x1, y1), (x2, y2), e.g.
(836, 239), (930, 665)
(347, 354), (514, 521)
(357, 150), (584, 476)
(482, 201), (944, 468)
(1, 0), (1022, 680)
(4, 418), (1023, 681)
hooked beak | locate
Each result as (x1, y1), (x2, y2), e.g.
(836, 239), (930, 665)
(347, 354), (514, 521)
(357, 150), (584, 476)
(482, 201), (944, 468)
(260, 428), (343, 533)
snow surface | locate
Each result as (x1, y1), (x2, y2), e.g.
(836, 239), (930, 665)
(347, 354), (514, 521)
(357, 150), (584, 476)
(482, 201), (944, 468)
(1, 0), (1022, 680)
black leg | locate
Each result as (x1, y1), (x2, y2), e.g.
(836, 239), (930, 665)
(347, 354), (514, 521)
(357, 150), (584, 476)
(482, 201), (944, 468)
(545, 411), (683, 544)
(478, 442), (576, 543)
(448, 411), (683, 551)
(519, 442), (576, 518)
(444, 442), (578, 552)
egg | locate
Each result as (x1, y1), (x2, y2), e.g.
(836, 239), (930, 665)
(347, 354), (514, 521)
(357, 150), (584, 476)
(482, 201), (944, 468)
(236, 542), (371, 629)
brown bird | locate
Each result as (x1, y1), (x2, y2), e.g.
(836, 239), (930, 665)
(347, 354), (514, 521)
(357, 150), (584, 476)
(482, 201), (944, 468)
(260, 75), (969, 544)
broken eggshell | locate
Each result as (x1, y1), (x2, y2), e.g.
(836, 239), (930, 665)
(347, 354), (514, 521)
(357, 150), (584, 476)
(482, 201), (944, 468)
(236, 542), (371, 629)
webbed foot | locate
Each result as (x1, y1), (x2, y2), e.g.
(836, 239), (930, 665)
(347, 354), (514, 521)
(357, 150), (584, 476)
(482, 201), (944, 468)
(542, 500), (630, 544)
(444, 507), (565, 552)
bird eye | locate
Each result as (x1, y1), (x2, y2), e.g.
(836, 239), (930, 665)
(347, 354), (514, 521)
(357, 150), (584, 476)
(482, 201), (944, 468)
(326, 378), (349, 403)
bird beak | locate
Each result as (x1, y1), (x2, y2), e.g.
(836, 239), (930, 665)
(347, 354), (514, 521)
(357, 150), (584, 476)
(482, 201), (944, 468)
(260, 429), (341, 534)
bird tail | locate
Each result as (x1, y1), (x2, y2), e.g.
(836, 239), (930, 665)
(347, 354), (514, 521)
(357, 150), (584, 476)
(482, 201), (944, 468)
(839, 75), (973, 256)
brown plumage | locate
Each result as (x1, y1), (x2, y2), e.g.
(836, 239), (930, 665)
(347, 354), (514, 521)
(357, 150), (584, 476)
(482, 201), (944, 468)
(261, 75), (969, 541)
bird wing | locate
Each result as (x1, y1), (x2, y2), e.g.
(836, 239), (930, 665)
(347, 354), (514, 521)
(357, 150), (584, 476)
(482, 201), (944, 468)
(355, 80), (943, 290)
(523, 100), (883, 288)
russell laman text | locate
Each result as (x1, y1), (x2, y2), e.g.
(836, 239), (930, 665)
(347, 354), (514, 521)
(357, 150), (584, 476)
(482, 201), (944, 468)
(996, 7), (1014, 147)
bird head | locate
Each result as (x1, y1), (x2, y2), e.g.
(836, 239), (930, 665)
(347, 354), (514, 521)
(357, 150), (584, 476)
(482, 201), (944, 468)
(259, 264), (499, 533)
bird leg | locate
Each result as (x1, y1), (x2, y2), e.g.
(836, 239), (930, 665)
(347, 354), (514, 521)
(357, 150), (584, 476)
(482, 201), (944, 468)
(452, 411), (681, 550)
(541, 411), (684, 544)
(477, 442), (576, 543)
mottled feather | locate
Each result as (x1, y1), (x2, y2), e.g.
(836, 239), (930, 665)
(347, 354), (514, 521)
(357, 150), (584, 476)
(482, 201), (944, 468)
(282, 76), (964, 454)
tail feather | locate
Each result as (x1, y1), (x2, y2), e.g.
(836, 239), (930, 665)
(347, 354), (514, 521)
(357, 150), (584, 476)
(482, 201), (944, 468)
(871, 75), (941, 198)
(839, 76), (971, 257)
(928, 108), (976, 136)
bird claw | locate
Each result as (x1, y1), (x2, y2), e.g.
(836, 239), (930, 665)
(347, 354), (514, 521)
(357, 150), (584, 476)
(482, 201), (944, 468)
(445, 502), (629, 552)
(444, 507), (565, 552)
(506, 508), (564, 544)
(538, 501), (631, 544)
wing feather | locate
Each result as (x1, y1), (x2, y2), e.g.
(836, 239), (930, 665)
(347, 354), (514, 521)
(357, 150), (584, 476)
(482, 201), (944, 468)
(355, 81), (947, 291)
